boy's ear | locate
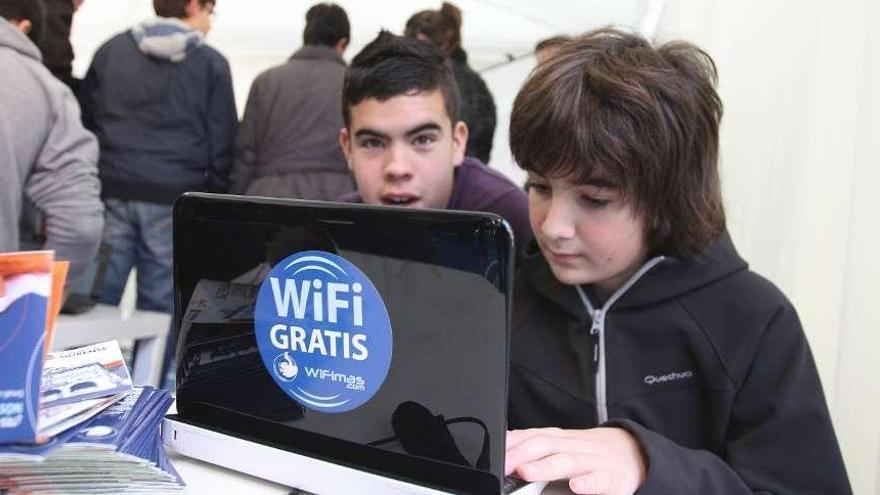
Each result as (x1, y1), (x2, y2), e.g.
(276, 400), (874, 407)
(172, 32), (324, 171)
(451, 121), (469, 167)
(184, 0), (200, 18)
(11, 19), (32, 35)
(339, 127), (353, 171)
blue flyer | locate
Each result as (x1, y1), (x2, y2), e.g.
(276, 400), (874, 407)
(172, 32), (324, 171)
(0, 254), (53, 445)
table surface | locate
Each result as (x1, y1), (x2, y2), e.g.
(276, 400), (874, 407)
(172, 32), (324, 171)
(167, 449), (574, 495)
(168, 450), (290, 493)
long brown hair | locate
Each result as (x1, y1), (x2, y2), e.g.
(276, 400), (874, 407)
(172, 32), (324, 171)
(404, 2), (462, 56)
(511, 28), (725, 259)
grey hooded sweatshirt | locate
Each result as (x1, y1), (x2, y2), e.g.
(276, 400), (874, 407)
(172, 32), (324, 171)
(0, 17), (103, 280)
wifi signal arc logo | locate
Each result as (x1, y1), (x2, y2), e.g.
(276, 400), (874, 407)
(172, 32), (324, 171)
(254, 251), (393, 413)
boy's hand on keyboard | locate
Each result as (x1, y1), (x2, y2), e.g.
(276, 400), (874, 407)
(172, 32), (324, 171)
(505, 427), (645, 495)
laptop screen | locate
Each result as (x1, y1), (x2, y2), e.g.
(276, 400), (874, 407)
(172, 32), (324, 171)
(173, 193), (513, 494)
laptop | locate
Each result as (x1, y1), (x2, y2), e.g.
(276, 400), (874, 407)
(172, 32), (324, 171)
(162, 193), (546, 495)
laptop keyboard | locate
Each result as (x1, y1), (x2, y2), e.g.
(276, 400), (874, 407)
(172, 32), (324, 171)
(503, 475), (529, 493)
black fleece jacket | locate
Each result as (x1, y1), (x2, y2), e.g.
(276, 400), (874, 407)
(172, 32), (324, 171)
(508, 235), (851, 494)
(450, 48), (496, 164)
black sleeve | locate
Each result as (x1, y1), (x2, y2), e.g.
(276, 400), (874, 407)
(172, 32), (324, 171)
(205, 54), (238, 193)
(77, 54), (100, 131)
(607, 303), (851, 494)
(462, 72), (496, 164)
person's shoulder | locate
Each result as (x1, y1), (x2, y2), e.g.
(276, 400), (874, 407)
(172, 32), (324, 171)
(89, 31), (135, 63)
(256, 55), (313, 84)
(1, 45), (73, 107)
(453, 159), (531, 242)
(102, 30), (134, 47)
(202, 44), (229, 63)
(459, 158), (519, 189)
(702, 266), (792, 313)
(458, 160), (526, 204)
(677, 264), (802, 374)
(197, 44), (232, 71)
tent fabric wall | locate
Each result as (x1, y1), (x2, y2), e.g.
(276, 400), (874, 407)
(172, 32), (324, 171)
(68, 1), (878, 492)
(657, 1), (880, 493)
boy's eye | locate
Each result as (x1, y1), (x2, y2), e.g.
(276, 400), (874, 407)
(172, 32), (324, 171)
(412, 134), (436, 146)
(580, 195), (611, 208)
(526, 181), (550, 195)
(359, 138), (384, 149)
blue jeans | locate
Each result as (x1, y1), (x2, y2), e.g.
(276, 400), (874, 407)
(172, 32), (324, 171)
(99, 199), (173, 313)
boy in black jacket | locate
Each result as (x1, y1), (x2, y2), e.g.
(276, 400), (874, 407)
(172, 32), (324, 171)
(504, 28), (851, 494)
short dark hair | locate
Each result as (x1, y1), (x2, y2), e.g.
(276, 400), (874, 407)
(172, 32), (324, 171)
(511, 28), (725, 259)
(303, 3), (349, 48)
(342, 31), (460, 128)
(153, 0), (214, 19)
(0, 0), (45, 43)
(404, 2), (462, 56)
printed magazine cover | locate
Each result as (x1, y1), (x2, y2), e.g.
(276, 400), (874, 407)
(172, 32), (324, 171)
(0, 252), (54, 444)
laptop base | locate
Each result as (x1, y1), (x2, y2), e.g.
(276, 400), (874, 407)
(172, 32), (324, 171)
(162, 417), (546, 495)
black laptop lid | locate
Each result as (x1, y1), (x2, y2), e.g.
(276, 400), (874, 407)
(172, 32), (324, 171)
(173, 193), (513, 494)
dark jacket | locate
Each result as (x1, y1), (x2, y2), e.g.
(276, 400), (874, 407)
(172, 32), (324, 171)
(79, 25), (237, 204)
(38, 0), (77, 90)
(509, 235), (851, 494)
(450, 48), (496, 164)
(230, 45), (354, 201)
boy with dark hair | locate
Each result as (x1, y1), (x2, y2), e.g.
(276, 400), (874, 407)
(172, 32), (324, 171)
(79, 0), (236, 316)
(303, 2), (348, 47)
(504, 28), (851, 494)
(231, 3), (354, 201)
(0, 0), (103, 282)
(153, 0), (212, 19)
(339, 31), (531, 246)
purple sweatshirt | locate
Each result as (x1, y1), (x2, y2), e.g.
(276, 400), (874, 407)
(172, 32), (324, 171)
(341, 157), (532, 247)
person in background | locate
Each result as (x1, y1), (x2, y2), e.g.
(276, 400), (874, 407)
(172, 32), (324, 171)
(339, 31), (531, 248)
(79, 0), (236, 316)
(405, 1), (497, 164)
(533, 34), (570, 65)
(0, 0), (103, 283)
(230, 3), (355, 201)
(504, 28), (851, 494)
(38, 0), (84, 90)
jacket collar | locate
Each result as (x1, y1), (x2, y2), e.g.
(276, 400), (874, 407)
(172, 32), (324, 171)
(289, 44), (345, 66)
(521, 232), (748, 318)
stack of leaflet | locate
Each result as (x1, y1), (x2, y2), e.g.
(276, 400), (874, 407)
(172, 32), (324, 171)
(0, 252), (183, 493)
(0, 386), (182, 494)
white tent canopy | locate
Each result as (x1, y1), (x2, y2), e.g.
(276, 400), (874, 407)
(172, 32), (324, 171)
(70, 0), (659, 183)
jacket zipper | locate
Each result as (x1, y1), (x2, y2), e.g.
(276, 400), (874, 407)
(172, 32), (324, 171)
(575, 257), (665, 424)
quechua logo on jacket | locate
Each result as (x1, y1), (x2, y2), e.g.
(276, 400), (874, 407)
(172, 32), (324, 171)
(254, 251), (392, 413)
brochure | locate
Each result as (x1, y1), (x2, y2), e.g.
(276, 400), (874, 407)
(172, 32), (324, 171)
(40, 340), (133, 408)
(0, 251), (54, 444)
